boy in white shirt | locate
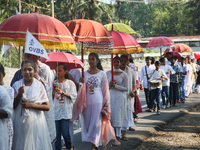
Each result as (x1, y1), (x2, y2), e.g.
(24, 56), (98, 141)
(159, 57), (175, 108)
(149, 61), (168, 115)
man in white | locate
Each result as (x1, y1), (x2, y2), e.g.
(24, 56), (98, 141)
(149, 61), (168, 115)
(139, 57), (155, 112)
(120, 55), (138, 140)
(180, 57), (187, 103)
(34, 56), (57, 145)
(159, 57), (175, 108)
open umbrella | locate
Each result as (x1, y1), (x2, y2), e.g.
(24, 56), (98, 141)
(65, 18), (114, 76)
(164, 44), (193, 53)
(109, 30), (143, 80)
(146, 36), (175, 56)
(104, 23), (137, 36)
(0, 8), (76, 50)
(43, 52), (84, 70)
(186, 53), (200, 59)
(162, 51), (183, 59)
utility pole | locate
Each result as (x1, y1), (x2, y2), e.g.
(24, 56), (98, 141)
(52, 0), (54, 18)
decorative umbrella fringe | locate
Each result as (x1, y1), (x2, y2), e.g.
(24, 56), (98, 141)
(83, 48), (144, 54)
(0, 38), (77, 50)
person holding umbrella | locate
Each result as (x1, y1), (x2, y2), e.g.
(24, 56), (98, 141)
(120, 55), (137, 140)
(106, 56), (128, 143)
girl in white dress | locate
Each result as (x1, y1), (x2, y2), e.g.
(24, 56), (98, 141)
(0, 63), (14, 150)
(106, 56), (128, 143)
(53, 63), (77, 150)
(79, 53), (117, 150)
(12, 59), (52, 150)
(0, 85), (13, 150)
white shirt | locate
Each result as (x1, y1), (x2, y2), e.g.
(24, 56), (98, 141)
(149, 69), (167, 89)
(180, 64), (187, 77)
(53, 79), (77, 120)
(139, 65), (155, 89)
(160, 65), (175, 86)
(69, 69), (81, 83)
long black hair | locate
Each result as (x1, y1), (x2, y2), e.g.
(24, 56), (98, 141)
(89, 52), (103, 70)
(55, 63), (69, 79)
(0, 63), (5, 75)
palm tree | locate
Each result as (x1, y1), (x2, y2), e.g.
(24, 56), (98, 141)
(77, 0), (114, 22)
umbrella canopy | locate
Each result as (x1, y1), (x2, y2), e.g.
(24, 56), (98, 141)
(44, 52), (84, 70)
(162, 51), (183, 59)
(165, 44), (193, 53)
(104, 23), (137, 36)
(0, 13), (76, 50)
(146, 36), (175, 48)
(109, 30), (143, 54)
(65, 19), (115, 53)
(186, 53), (200, 59)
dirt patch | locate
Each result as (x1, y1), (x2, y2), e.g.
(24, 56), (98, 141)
(136, 107), (200, 150)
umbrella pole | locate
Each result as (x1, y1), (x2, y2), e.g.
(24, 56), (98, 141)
(81, 42), (84, 77)
(111, 54), (114, 81)
(160, 48), (162, 56)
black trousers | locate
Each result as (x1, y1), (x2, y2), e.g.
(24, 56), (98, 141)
(144, 88), (152, 109)
(170, 82), (179, 105)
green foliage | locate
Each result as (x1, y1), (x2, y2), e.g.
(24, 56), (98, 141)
(115, 0), (200, 37)
(0, 57), (11, 67)
(143, 49), (159, 53)
(0, 47), (19, 68)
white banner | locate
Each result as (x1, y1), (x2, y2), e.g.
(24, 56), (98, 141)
(24, 30), (50, 60)
(1, 45), (12, 58)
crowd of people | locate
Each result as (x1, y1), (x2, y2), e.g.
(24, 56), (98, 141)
(0, 51), (199, 150)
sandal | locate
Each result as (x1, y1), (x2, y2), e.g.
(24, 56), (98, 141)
(113, 140), (121, 146)
(129, 127), (135, 131)
(121, 136), (129, 141)
(134, 118), (138, 122)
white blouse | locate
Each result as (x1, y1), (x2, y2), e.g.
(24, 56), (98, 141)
(53, 79), (77, 120)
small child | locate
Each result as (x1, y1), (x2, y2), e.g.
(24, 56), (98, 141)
(149, 61), (168, 115)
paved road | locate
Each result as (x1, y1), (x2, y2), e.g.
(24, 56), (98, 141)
(72, 93), (200, 150)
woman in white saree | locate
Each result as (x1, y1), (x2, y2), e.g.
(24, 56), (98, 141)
(12, 59), (52, 150)
(0, 85), (13, 150)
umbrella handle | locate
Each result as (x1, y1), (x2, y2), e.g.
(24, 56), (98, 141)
(81, 42), (84, 78)
(111, 54), (114, 81)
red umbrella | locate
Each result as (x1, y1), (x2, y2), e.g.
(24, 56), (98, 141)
(44, 52), (84, 70)
(165, 44), (193, 53)
(65, 18), (114, 77)
(146, 36), (175, 56)
(0, 8), (76, 50)
(186, 53), (200, 59)
(109, 31), (143, 54)
(162, 51), (183, 59)
(65, 19), (113, 43)
(109, 30), (143, 80)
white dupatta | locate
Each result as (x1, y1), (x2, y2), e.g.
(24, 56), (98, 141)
(123, 66), (134, 112)
(13, 78), (49, 122)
